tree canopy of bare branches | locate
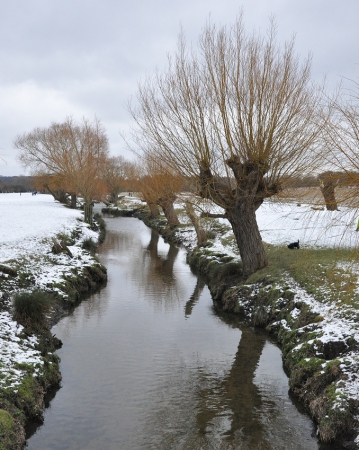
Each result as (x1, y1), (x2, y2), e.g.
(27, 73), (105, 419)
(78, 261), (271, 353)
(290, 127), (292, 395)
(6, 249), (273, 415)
(102, 155), (133, 205)
(129, 14), (325, 276)
(323, 80), (359, 208)
(15, 117), (109, 224)
(133, 156), (184, 227)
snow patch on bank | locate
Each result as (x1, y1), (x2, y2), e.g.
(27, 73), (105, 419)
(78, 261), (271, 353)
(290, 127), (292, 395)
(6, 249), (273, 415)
(0, 192), (102, 389)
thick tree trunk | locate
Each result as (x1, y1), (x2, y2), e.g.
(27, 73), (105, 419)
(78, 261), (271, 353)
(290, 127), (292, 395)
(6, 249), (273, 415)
(226, 201), (268, 278)
(158, 199), (180, 228)
(198, 158), (274, 277)
(320, 181), (338, 211)
(148, 202), (160, 219)
(70, 193), (77, 209)
(109, 191), (120, 206)
(185, 201), (207, 246)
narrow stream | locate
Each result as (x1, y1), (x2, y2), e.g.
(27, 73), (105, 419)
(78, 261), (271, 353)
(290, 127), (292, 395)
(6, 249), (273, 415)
(26, 217), (340, 449)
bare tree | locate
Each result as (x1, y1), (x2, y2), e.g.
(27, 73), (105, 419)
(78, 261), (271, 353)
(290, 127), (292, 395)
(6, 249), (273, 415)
(133, 156), (184, 227)
(324, 80), (359, 209)
(318, 171), (339, 211)
(15, 117), (109, 224)
(103, 155), (132, 205)
(129, 14), (325, 276)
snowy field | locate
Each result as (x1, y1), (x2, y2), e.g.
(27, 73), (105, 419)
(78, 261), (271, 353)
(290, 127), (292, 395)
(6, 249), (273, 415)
(0, 192), (100, 391)
(257, 201), (359, 249)
(0, 192), (87, 262)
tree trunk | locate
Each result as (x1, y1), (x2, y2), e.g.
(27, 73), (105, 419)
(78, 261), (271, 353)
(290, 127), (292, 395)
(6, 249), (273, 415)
(45, 186), (69, 205)
(70, 193), (77, 209)
(109, 191), (119, 206)
(84, 201), (93, 226)
(148, 202), (160, 219)
(158, 199), (180, 228)
(320, 181), (338, 211)
(185, 201), (207, 247)
(226, 201), (268, 278)
(198, 158), (271, 277)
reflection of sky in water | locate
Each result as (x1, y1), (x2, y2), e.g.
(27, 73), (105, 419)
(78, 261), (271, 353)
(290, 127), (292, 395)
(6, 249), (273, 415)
(254, 341), (317, 449)
(26, 217), (336, 450)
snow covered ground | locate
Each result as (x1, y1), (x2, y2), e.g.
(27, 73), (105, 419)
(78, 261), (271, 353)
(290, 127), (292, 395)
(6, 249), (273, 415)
(0, 192), (93, 262)
(256, 201), (359, 248)
(0, 192), (100, 391)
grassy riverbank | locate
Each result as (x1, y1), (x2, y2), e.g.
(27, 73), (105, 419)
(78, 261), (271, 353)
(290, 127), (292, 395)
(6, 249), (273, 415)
(110, 193), (359, 449)
(0, 193), (107, 450)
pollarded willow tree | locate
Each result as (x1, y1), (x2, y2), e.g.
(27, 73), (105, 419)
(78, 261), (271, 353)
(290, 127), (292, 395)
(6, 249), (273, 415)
(15, 117), (109, 224)
(129, 14), (326, 277)
(135, 155), (184, 227)
(102, 155), (133, 205)
(324, 80), (359, 208)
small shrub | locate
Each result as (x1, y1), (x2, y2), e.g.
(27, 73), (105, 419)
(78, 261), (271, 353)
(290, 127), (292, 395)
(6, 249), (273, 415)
(56, 232), (75, 247)
(13, 290), (54, 332)
(253, 304), (270, 326)
(82, 238), (97, 255)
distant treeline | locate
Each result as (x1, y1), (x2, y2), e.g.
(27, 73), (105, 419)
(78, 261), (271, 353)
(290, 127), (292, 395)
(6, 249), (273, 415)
(285, 171), (359, 188)
(0, 176), (35, 193)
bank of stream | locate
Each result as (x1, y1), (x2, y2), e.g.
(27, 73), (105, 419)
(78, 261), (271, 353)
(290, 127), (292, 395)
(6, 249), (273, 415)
(25, 216), (346, 449)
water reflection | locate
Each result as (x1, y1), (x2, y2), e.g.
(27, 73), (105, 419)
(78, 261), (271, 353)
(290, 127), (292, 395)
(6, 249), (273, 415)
(144, 229), (180, 282)
(196, 328), (267, 448)
(185, 277), (206, 318)
(26, 218), (341, 450)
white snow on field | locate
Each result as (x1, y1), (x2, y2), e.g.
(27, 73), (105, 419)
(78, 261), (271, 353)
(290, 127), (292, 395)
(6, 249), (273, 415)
(177, 197), (359, 251)
(0, 192), (100, 390)
(0, 192), (86, 262)
(0, 311), (42, 389)
(256, 201), (359, 248)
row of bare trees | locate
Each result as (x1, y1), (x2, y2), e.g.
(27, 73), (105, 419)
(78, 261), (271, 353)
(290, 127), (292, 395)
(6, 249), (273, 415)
(15, 14), (359, 277)
(14, 117), (136, 225)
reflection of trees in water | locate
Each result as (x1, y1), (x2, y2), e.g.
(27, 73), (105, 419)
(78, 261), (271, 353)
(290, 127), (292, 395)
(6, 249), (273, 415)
(100, 224), (193, 311)
(141, 326), (274, 450)
(145, 229), (180, 281)
(194, 328), (270, 449)
(99, 227), (141, 255)
(99, 221), (291, 448)
(135, 228), (188, 310)
(184, 277), (205, 318)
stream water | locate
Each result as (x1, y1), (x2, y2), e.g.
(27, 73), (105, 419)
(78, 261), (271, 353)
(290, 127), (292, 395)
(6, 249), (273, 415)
(25, 217), (342, 450)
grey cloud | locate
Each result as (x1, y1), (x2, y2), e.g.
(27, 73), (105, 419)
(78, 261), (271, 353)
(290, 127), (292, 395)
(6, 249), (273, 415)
(0, 0), (358, 175)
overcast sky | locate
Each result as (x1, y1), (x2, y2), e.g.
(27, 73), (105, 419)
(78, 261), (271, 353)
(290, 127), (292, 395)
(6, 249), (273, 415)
(0, 0), (358, 176)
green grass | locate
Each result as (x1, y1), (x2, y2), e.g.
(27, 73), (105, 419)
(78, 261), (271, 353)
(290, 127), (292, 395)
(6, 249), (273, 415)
(0, 409), (16, 450)
(246, 245), (359, 309)
(12, 290), (54, 333)
(81, 238), (97, 255)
